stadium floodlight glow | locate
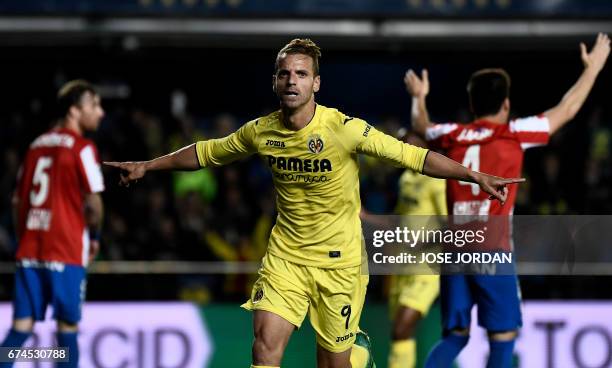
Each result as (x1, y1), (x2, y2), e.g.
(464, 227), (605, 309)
(381, 20), (612, 38)
(1, 17), (612, 42)
(0, 17), (376, 37)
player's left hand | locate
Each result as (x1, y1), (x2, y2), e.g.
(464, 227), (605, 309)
(89, 239), (100, 264)
(581, 33), (610, 74)
(472, 171), (525, 205)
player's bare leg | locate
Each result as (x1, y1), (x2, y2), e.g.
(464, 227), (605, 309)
(488, 330), (517, 341)
(12, 318), (34, 333)
(486, 330), (518, 368)
(57, 320), (78, 333)
(316, 344), (352, 368)
(389, 307), (421, 368)
(252, 310), (294, 367)
(488, 330), (517, 340)
(56, 320), (79, 368)
(449, 327), (469, 336)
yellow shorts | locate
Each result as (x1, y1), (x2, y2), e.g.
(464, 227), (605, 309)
(242, 252), (369, 353)
(389, 274), (439, 317)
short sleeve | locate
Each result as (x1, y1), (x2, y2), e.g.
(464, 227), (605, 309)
(424, 123), (459, 150)
(196, 119), (258, 167)
(78, 144), (105, 193)
(509, 115), (550, 150)
(343, 118), (429, 173)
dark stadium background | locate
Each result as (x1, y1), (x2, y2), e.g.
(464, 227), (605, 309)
(1, 1), (612, 367)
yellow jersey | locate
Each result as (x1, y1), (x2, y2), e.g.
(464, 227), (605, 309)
(395, 169), (447, 217)
(196, 104), (428, 268)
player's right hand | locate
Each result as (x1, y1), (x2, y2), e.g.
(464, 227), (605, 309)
(471, 171), (525, 205)
(404, 69), (429, 98)
(103, 161), (148, 187)
(581, 33), (610, 73)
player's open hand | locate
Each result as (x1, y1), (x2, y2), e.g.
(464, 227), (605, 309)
(404, 69), (429, 98)
(581, 33), (610, 73)
(472, 171), (525, 205)
(103, 161), (148, 187)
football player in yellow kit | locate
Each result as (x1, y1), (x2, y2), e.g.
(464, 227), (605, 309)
(106, 39), (523, 368)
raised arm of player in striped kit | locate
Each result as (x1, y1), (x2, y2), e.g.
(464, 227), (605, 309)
(408, 33), (610, 140)
(546, 33), (610, 134)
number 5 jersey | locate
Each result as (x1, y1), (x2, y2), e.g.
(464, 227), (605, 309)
(14, 127), (105, 267)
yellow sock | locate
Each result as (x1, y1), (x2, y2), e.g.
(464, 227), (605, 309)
(250, 365), (279, 368)
(388, 339), (416, 368)
(350, 343), (370, 368)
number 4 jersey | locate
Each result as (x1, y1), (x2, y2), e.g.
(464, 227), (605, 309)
(15, 127), (105, 266)
(425, 116), (550, 216)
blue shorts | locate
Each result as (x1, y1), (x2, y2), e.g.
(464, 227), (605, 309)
(440, 274), (522, 333)
(13, 263), (87, 324)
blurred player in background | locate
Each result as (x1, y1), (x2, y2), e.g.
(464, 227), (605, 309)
(388, 130), (446, 368)
(0, 80), (105, 368)
(404, 34), (610, 368)
(106, 38), (522, 368)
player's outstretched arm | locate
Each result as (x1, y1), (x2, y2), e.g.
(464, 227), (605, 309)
(405, 69), (434, 137)
(546, 33), (610, 135)
(422, 151), (524, 204)
(104, 143), (199, 186)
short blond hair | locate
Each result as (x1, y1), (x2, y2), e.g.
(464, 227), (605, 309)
(275, 38), (322, 75)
